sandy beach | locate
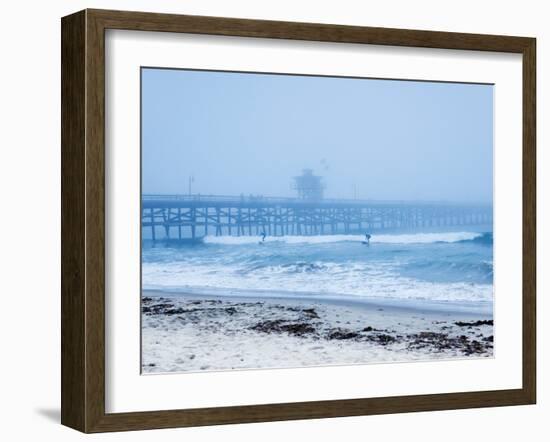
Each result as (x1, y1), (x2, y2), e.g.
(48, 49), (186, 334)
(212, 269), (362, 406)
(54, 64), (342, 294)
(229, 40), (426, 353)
(141, 290), (493, 373)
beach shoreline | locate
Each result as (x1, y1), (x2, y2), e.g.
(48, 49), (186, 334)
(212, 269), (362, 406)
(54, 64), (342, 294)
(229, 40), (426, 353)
(142, 287), (493, 316)
(141, 289), (494, 374)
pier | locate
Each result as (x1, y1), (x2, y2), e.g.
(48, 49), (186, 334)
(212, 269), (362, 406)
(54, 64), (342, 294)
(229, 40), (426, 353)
(142, 194), (493, 240)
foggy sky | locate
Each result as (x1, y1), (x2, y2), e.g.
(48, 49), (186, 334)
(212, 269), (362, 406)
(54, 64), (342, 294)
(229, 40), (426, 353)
(141, 68), (493, 203)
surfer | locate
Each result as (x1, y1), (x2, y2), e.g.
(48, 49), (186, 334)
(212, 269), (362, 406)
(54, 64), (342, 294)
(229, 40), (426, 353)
(260, 231), (266, 243)
(363, 233), (371, 246)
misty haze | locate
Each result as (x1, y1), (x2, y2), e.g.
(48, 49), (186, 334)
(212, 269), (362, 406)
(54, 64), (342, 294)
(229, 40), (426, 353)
(142, 68), (493, 204)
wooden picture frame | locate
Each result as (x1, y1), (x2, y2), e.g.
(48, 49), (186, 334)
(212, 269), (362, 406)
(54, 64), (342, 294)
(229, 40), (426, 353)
(61, 8), (536, 433)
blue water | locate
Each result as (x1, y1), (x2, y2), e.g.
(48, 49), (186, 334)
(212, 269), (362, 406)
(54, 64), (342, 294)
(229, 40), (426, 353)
(142, 228), (493, 312)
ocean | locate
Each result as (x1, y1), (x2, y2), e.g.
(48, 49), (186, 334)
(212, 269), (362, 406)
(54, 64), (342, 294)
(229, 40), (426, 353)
(142, 227), (494, 314)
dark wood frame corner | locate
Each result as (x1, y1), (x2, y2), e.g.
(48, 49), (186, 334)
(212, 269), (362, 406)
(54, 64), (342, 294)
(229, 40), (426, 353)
(61, 8), (536, 433)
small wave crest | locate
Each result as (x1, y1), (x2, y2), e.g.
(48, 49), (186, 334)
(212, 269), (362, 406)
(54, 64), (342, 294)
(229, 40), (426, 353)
(243, 261), (328, 274)
(400, 259), (493, 284)
(457, 232), (493, 245)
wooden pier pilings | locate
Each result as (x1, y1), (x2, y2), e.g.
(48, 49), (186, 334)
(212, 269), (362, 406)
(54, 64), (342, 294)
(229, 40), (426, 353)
(142, 194), (493, 240)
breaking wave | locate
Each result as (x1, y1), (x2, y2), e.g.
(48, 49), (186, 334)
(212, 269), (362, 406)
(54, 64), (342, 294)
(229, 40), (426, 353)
(203, 231), (484, 246)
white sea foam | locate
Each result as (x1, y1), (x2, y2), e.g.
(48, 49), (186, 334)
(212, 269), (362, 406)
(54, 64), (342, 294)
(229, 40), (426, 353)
(203, 231), (482, 246)
(142, 258), (493, 304)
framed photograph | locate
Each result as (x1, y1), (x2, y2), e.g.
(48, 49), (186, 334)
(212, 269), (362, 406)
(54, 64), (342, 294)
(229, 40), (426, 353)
(61, 9), (536, 433)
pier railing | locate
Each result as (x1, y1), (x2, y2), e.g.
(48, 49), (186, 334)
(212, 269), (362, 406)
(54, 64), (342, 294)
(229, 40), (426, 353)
(142, 194), (481, 207)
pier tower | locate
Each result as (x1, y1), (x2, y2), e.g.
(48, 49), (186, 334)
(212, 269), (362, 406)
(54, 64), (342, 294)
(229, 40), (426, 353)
(292, 169), (325, 201)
